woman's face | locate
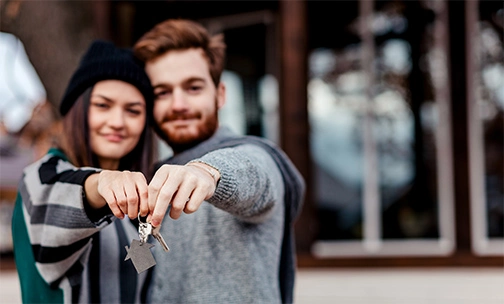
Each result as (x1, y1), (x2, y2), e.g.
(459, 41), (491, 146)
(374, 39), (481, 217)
(88, 80), (146, 170)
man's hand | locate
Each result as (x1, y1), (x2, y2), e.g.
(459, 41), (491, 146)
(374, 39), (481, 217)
(147, 163), (219, 226)
(86, 170), (149, 219)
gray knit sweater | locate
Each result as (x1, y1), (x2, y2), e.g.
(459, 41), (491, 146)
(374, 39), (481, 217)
(148, 127), (304, 304)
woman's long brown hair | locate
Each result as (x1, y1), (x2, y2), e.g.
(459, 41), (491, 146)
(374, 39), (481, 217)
(58, 86), (155, 178)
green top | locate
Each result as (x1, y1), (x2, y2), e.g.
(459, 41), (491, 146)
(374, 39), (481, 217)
(12, 191), (64, 303)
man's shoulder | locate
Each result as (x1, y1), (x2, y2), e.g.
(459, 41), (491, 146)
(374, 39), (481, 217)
(216, 133), (278, 150)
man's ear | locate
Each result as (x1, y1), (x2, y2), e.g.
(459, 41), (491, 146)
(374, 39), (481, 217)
(216, 82), (226, 109)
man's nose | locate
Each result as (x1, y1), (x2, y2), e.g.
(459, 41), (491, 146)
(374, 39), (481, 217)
(171, 89), (189, 111)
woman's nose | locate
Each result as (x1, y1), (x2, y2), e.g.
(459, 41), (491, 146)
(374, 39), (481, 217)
(107, 108), (125, 128)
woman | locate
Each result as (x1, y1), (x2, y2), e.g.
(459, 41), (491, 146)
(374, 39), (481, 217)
(12, 40), (154, 303)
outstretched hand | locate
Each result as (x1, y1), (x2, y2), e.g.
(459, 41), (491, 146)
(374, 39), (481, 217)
(85, 164), (218, 226)
(94, 170), (149, 219)
(147, 163), (219, 227)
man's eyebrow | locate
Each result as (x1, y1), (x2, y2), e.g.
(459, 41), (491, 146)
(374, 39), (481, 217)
(152, 77), (206, 89)
(185, 77), (206, 83)
(153, 84), (169, 90)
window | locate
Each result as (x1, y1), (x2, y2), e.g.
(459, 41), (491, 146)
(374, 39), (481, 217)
(467, 0), (504, 256)
(309, 0), (455, 257)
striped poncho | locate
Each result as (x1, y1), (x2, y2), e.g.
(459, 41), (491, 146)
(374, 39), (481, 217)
(12, 148), (148, 303)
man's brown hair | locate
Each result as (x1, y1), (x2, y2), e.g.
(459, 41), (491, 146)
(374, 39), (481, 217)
(133, 19), (226, 87)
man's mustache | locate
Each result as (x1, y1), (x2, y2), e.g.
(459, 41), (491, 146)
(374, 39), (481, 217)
(163, 113), (201, 122)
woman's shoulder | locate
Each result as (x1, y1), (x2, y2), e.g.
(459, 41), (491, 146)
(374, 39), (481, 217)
(46, 147), (68, 160)
(22, 148), (72, 175)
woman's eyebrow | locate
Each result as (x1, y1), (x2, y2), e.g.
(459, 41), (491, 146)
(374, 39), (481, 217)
(126, 101), (145, 107)
(91, 94), (113, 102)
(92, 95), (145, 106)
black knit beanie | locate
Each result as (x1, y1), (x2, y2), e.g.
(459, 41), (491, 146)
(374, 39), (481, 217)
(59, 40), (153, 116)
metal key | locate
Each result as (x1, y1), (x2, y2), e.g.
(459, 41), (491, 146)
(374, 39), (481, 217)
(138, 221), (152, 244)
(152, 225), (170, 252)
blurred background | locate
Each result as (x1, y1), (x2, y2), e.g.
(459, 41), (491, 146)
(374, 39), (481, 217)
(0, 0), (503, 303)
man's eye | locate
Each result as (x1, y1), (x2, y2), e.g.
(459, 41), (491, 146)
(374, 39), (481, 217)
(155, 90), (171, 98)
(189, 86), (203, 92)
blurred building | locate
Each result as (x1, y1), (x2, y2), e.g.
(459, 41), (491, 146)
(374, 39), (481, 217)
(0, 31), (54, 253)
(0, 0), (502, 267)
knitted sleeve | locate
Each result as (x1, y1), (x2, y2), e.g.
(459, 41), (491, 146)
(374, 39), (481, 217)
(18, 152), (114, 285)
(197, 144), (285, 224)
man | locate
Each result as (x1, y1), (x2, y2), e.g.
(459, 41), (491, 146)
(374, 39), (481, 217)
(134, 19), (305, 304)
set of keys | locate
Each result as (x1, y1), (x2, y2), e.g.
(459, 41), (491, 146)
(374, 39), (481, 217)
(124, 214), (170, 274)
(138, 219), (170, 252)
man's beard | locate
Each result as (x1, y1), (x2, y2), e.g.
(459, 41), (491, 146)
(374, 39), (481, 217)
(158, 101), (219, 154)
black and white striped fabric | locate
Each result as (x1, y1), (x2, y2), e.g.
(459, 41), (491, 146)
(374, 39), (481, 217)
(13, 148), (148, 303)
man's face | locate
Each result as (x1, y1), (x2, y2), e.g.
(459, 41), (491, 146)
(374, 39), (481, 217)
(145, 48), (225, 150)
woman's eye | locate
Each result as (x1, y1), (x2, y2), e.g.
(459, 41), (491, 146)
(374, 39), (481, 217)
(127, 109), (142, 115)
(92, 102), (109, 109)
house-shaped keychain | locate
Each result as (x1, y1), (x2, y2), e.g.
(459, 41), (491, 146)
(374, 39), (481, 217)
(125, 239), (156, 273)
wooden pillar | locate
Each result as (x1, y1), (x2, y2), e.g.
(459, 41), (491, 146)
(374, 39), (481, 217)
(279, 0), (314, 253)
(91, 1), (112, 40)
(448, 0), (471, 252)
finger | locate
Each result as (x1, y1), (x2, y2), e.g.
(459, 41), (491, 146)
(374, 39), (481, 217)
(151, 182), (177, 225)
(183, 188), (206, 214)
(136, 175), (149, 217)
(170, 189), (193, 219)
(100, 188), (124, 219)
(148, 166), (169, 214)
(169, 193), (183, 220)
(123, 179), (139, 219)
(170, 182), (194, 219)
(114, 187), (128, 216)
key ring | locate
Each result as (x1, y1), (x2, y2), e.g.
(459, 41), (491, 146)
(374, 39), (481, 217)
(137, 214), (151, 244)
(138, 213), (148, 224)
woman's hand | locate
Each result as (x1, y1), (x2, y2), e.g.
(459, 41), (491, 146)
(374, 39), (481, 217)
(85, 170), (149, 219)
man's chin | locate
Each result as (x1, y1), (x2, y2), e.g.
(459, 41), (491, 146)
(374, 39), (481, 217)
(165, 131), (216, 153)
(166, 130), (198, 144)
(158, 118), (218, 153)
(168, 139), (202, 154)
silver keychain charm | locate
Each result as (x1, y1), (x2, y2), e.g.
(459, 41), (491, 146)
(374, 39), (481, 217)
(124, 239), (155, 274)
(124, 215), (156, 274)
